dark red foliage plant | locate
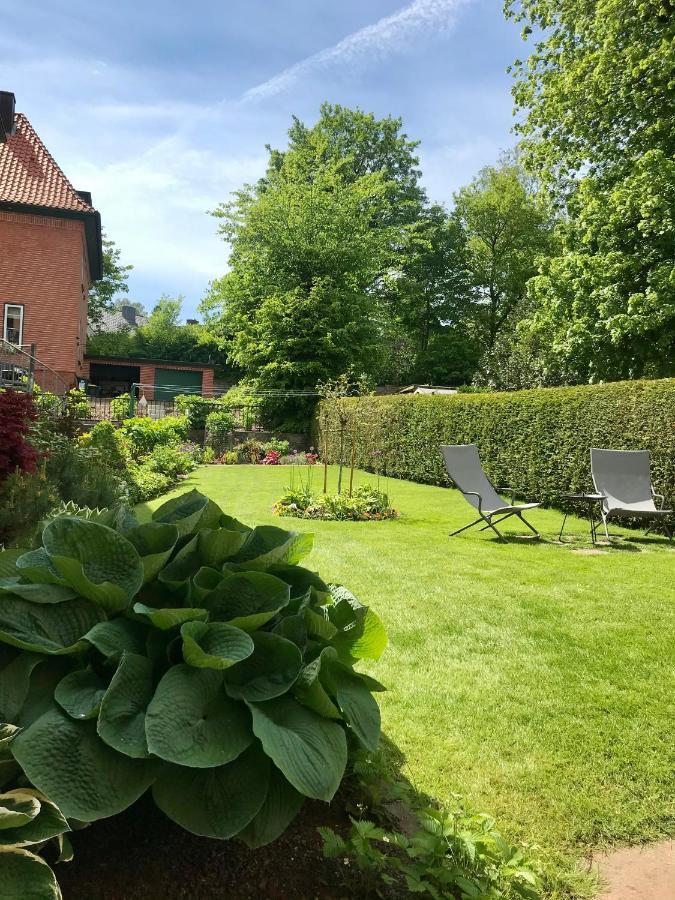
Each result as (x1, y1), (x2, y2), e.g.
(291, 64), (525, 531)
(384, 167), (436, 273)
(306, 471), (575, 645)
(0, 389), (40, 483)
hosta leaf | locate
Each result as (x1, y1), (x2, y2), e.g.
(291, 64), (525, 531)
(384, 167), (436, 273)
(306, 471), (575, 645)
(15, 549), (66, 586)
(0, 653), (43, 722)
(0, 595), (105, 655)
(198, 528), (248, 568)
(0, 789), (68, 846)
(0, 549), (23, 580)
(0, 581), (76, 604)
(0, 846), (62, 900)
(293, 649), (341, 720)
(331, 606), (388, 662)
(268, 565), (331, 605)
(224, 633), (302, 702)
(248, 695), (347, 801)
(133, 603), (208, 630)
(43, 518), (143, 613)
(181, 621), (254, 670)
(152, 490), (209, 536)
(112, 505), (139, 534)
(15, 658), (71, 729)
(272, 614), (307, 649)
(98, 652), (154, 758)
(55, 669), (106, 720)
(304, 607), (338, 642)
(204, 572), (290, 632)
(156, 537), (200, 599)
(198, 498), (226, 531)
(12, 706), (156, 821)
(83, 618), (148, 658)
(237, 766), (305, 848)
(152, 743), (269, 839)
(321, 661), (381, 752)
(235, 526), (314, 570)
(0, 790), (40, 829)
(191, 566), (223, 602)
(145, 665), (252, 767)
(125, 522), (179, 584)
(56, 833), (73, 863)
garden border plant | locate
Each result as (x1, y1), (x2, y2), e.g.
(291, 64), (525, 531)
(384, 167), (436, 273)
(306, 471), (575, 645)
(0, 490), (388, 898)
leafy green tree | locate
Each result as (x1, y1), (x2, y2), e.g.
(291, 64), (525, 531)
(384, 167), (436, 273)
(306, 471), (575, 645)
(88, 296), (220, 367)
(88, 233), (134, 324)
(383, 204), (479, 384)
(505, 0), (674, 193)
(453, 161), (557, 352)
(503, 0), (675, 382)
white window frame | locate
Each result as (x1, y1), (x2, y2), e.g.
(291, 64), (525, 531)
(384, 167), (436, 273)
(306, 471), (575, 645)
(3, 303), (24, 345)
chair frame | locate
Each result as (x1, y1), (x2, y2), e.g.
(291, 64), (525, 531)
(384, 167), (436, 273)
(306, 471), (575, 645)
(448, 489), (541, 542)
(591, 448), (673, 542)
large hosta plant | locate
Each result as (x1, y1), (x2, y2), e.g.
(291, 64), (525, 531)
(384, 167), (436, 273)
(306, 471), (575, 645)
(0, 490), (387, 896)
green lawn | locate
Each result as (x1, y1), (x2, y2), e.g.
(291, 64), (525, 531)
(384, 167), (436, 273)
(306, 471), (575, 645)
(141, 465), (675, 898)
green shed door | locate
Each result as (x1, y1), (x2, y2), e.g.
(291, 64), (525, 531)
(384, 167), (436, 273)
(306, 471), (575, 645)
(154, 368), (202, 403)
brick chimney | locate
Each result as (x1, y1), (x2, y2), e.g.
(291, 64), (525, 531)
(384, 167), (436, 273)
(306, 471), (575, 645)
(120, 304), (138, 326)
(0, 92), (16, 144)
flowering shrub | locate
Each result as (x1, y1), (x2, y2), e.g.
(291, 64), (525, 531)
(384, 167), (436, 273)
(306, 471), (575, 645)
(145, 444), (197, 479)
(261, 449), (282, 465)
(0, 389), (39, 482)
(275, 486), (398, 521)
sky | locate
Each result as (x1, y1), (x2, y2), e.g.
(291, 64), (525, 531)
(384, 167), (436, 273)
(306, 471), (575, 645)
(2, 0), (525, 320)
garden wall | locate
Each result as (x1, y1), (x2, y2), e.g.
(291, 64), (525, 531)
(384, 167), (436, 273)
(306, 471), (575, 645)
(316, 379), (675, 506)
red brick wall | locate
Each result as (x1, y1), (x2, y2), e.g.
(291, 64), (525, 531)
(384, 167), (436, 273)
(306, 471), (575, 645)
(0, 210), (90, 386)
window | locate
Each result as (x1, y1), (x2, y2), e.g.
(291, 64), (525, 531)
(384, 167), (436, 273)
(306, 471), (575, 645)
(3, 304), (23, 344)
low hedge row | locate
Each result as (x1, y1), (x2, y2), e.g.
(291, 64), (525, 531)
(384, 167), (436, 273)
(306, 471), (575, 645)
(316, 379), (675, 506)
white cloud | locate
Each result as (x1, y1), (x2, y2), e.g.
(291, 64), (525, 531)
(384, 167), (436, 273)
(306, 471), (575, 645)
(241, 0), (472, 103)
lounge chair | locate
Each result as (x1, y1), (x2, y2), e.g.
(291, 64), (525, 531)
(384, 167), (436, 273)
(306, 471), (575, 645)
(441, 444), (541, 541)
(590, 448), (673, 541)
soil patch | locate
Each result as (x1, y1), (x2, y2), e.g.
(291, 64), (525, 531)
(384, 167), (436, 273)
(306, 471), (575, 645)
(594, 840), (674, 900)
(54, 790), (372, 900)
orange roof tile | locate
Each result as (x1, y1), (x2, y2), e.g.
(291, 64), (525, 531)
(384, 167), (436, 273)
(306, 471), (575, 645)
(0, 112), (95, 213)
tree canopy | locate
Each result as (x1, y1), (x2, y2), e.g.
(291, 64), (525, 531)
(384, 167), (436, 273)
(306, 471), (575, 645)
(88, 233), (134, 324)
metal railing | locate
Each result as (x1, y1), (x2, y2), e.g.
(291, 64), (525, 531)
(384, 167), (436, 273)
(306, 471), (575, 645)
(0, 340), (70, 396)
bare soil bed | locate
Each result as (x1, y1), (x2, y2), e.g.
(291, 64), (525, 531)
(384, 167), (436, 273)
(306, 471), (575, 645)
(55, 790), (365, 900)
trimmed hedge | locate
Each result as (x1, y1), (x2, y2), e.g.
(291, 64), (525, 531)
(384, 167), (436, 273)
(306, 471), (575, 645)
(316, 379), (675, 506)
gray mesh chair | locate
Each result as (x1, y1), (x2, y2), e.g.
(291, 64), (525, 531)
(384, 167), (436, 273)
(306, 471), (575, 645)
(591, 448), (673, 541)
(441, 444), (541, 541)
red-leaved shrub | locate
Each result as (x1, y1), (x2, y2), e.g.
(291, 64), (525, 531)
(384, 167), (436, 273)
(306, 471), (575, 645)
(0, 390), (39, 482)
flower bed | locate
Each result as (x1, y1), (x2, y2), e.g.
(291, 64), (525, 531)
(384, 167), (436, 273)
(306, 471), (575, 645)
(275, 485), (398, 521)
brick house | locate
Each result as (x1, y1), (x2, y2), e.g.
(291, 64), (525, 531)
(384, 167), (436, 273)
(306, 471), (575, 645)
(0, 91), (214, 401)
(0, 91), (102, 387)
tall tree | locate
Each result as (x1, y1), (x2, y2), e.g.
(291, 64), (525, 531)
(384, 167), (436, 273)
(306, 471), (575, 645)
(202, 106), (433, 423)
(384, 204), (479, 384)
(88, 233), (134, 324)
(504, 0), (675, 381)
(453, 161), (557, 352)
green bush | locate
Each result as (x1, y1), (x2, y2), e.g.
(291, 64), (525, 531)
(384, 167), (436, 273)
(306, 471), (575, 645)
(43, 439), (130, 510)
(121, 416), (189, 456)
(317, 379), (675, 506)
(0, 470), (57, 548)
(145, 444), (197, 479)
(174, 395), (221, 430)
(205, 409), (236, 456)
(264, 438), (290, 456)
(109, 393), (132, 421)
(0, 491), (387, 898)
(79, 421), (130, 471)
(128, 464), (173, 501)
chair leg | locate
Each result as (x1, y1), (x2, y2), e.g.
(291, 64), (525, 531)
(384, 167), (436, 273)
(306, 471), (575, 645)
(449, 516), (484, 537)
(602, 514), (610, 542)
(483, 517), (507, 542)
(517, 513), (540, 538)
